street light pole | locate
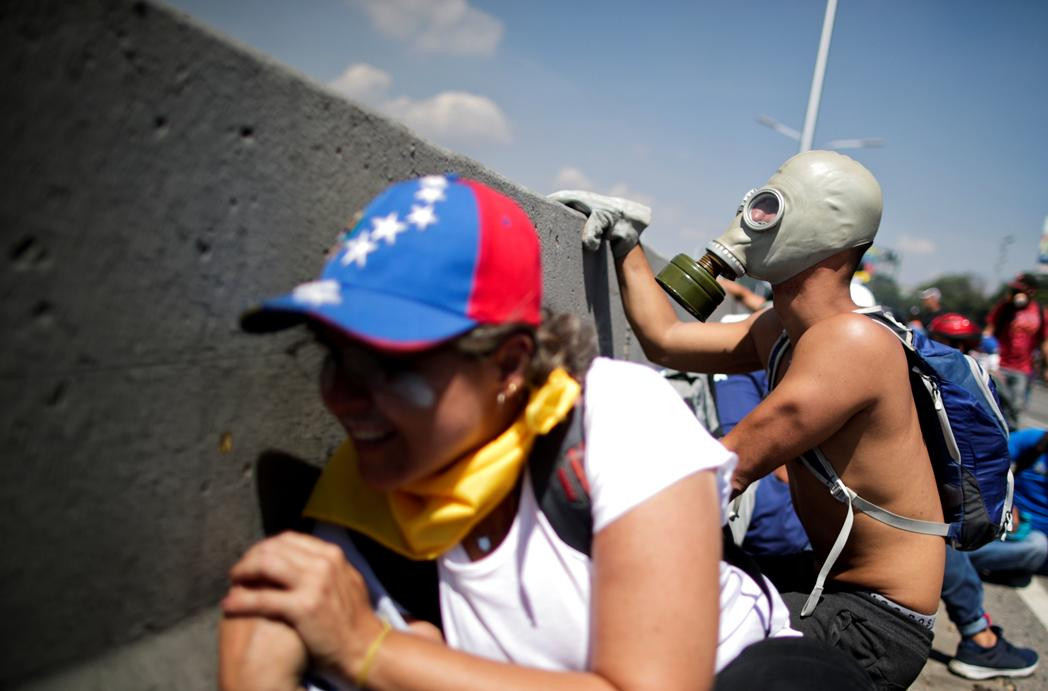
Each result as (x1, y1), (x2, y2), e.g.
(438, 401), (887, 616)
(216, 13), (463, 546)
(799, 0), (838, 152)
(757, 0), (882, 152)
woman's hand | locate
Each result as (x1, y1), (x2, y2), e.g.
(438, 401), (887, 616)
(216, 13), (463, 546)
(221, 532), (385, 682)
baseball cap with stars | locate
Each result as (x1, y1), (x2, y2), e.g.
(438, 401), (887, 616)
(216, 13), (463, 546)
(241, 175), (542, 351)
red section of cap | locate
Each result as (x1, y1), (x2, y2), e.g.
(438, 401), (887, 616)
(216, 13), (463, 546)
(462, 180), (542, 326)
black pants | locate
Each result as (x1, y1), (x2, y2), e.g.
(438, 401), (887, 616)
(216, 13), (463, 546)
(780, 590), (933, 691)
(715, 637), (874, 690)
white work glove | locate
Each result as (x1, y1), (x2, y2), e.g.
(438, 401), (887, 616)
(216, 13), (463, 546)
(549, 190), (652, 258)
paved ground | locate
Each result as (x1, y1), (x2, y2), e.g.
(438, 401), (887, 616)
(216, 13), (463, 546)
(913, 381), (1048, 690)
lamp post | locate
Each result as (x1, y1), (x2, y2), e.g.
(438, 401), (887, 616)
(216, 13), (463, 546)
(800, 0), (837, 152)
(757, 0), (883, 152)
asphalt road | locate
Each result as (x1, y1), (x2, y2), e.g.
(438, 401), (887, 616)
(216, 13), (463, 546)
(913, 381), (1048, 691)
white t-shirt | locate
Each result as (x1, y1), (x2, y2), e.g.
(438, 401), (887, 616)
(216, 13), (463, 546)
(437, 357), (798, 673)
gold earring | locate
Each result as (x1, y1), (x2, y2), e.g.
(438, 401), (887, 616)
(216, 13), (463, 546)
(497, 392), (506, 405)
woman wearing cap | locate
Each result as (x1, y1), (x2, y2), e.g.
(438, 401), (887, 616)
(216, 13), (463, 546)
(218, 177), (802, 691)
(985, 274), (1048, 427)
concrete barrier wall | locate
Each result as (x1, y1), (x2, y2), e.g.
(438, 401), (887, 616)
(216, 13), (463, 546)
(0, 0), (658, 687)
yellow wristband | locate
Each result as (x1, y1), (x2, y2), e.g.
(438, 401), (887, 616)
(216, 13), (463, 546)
(354, 617), (392, 688)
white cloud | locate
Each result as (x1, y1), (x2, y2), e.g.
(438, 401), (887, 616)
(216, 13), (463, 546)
(384, 91), (510, 143)
(898, 234), (937, 255)
(553, 167), (595, 190)
(606, 182), (654, 209)
(350, 0), (503, 56)
(328, 63), (392, 103)
(328, 64), (511, 144)
(551, 167), (654, 208)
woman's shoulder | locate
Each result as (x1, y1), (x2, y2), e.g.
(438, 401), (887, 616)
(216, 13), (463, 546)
(581, 357), (730, 461)
(583, 357), (705, 418)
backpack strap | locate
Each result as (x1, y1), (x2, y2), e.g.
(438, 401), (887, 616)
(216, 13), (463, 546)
(794, 445), (948, 617)
(766, 330), (791, 387)
(529, 403), (592, 556)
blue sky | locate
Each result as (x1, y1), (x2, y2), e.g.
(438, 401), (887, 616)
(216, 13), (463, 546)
(166, 0), (1048, 291)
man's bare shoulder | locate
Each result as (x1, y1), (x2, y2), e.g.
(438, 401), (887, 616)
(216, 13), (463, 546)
(793, 312), (906, 370)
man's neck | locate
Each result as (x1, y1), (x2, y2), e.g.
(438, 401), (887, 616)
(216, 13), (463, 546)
(771, 266), (859, 342)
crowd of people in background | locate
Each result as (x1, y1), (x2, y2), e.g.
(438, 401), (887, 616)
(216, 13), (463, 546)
(907, 272), (1048, 432)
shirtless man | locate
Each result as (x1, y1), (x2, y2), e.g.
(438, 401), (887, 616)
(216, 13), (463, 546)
(553, 151), (944, 689)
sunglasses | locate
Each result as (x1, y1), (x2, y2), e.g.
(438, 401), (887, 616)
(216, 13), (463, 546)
(289, 334), (449, 407)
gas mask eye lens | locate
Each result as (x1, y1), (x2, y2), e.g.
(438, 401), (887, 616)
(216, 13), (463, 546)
(743, 188), (784, 231)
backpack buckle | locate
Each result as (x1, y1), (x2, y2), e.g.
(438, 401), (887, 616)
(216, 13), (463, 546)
(830, 479), (852, 503)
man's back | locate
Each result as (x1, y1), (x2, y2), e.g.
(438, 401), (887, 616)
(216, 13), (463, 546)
(734, 305), (945, 612)
(768, 311), (944, 612)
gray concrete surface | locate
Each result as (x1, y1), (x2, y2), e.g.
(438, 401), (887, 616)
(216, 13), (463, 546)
(0, 0), (651, 686)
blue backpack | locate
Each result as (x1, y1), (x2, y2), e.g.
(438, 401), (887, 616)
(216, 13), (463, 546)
(768, 308), (1014, 616)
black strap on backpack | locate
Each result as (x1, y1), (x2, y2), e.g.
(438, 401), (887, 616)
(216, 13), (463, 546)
(528, 405), (592, 555)
(722, 525), (774, 636)
(352, 530), (443, 629)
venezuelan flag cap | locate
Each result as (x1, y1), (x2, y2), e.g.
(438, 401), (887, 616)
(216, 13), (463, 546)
(240, 175), (542, 351)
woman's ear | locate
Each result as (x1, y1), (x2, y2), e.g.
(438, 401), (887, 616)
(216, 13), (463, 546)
(492, 332), (535, 392)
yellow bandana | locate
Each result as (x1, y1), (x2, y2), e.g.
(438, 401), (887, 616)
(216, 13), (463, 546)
(303, 368), (581, 560)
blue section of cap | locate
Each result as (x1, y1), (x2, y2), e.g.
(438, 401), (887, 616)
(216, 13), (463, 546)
(257, 287), (477, 349)
(247, 176), (484, 349)
(323, 177), (479, 320)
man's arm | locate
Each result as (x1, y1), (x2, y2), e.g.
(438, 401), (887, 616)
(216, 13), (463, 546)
(615, 245), (769, 373)
(550, 190), (768, 374)
(722, 314), (888, 493)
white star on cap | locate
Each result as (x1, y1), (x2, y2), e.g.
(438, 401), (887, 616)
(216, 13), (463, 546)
(407, 204), (438, 230)
(415, 185), (446, 204)
(292, 279), (341, 306)
(370, 212), (407, 245)
(340, 231), (379, 268)
(420, 175), (448, 189)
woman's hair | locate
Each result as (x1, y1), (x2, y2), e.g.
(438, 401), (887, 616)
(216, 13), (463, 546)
(455, 311), (598, 388)
(992, 298), (1018, 335)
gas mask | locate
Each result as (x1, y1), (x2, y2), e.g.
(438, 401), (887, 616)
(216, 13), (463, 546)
(656, 150), (883, 321)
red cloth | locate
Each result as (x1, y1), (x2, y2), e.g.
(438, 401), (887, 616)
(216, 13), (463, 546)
(988, 302), (1048, 374)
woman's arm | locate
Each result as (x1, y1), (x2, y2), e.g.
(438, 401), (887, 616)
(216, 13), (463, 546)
(588, 470), (721, 690)
(219, 614), (307, 691)
(220, 471), (722, 691)
(718, 276), (768, 313)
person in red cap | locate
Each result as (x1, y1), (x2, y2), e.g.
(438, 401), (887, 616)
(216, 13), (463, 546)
(928, 313), (982, 353)
(218, 176), (816, 691)
(985, 273), (1048, 427)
